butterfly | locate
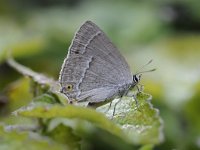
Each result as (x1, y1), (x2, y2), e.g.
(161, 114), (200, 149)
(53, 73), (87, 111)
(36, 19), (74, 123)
(59, 21), (154, 108)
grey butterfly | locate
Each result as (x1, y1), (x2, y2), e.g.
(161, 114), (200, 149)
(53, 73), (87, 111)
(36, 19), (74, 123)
(59, 21), (143, 106)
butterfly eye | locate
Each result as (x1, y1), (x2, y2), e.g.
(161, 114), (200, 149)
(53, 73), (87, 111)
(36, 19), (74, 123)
(65, 84), (73, 91)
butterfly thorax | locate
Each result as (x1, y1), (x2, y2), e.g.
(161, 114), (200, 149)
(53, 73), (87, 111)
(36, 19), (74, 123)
(117, 83), (132, 97)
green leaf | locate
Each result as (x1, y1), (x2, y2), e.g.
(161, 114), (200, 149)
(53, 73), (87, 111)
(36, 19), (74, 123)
(79, 126), (137, 150)
(33, 93), (58, 104)
(8, 58), (163, 147)
(14, 103), (124, 139)
(45, 123), (81, 149)
(139, 144), (154, 150)
(7, 57), (60, 94)
(0, 125), (68, 150)
(98, 92), (164, 145)
(118, 92), (163, 145)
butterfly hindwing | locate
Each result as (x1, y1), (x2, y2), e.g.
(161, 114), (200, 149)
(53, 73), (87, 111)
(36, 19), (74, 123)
(59, 21), (132, 103)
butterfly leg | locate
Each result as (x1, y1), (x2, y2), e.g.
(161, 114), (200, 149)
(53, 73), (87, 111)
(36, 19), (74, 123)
(112, 97), (122, 118)
(126, 90), (140, 110)
(137, 84), (144, 92)
(133, 94), (139, 109)
(135, 84), (143, 109)
(104, 101), (112, 114)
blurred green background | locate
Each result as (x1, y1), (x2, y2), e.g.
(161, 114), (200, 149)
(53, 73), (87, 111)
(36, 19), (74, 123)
(0, 0), (200, 149)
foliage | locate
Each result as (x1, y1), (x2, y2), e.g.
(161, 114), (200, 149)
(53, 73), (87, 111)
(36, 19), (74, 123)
(0, 58), (163, 150)
(1, 1), (200, 149)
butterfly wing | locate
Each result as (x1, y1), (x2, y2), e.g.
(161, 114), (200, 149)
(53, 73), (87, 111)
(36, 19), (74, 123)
(59, 21), (132, 103)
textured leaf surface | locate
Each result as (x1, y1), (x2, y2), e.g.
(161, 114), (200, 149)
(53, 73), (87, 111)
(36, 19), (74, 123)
(97, 92), (164, 145)
(7, 57), (163, 149)
(0, 125), (68, 150)
(14, 102), (124, 139)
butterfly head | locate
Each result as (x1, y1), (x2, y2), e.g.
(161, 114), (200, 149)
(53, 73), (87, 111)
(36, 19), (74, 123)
(133, 74), (142, 85)
(131, 59), (156, 87)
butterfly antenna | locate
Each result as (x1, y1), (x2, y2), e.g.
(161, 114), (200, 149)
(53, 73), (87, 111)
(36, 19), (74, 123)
(135, 68), (156, 75)
(135, 59), (153, 73)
